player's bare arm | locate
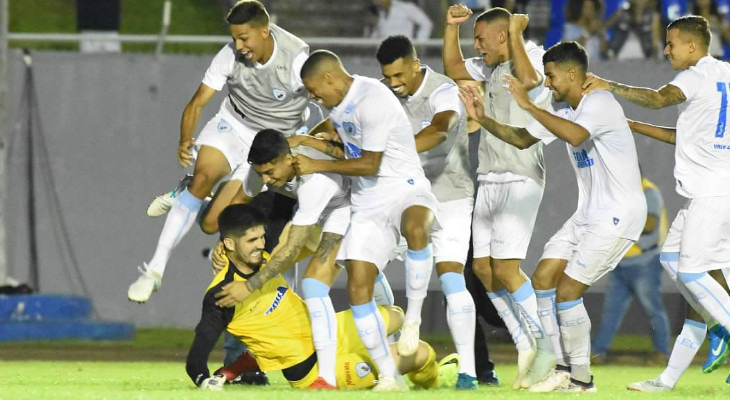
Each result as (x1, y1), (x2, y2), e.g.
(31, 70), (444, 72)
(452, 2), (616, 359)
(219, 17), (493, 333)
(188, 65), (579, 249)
(215, 224), (315, 307)
(288, 135), (345, 160)
(442, 4), (473, 81)
(508, 14), (541, 90)
(415, 110), (459, 152)
(294, 150), (383, 176)
(627, 119), (677, 144)
(582, 73), (686, 109)
(179, 83), (217, 167)
(458, 85), (539, 149)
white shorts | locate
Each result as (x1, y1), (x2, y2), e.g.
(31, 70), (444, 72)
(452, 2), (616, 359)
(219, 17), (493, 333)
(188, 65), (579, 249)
(195, 104), (263, 197)
(662, 196), (730, 273)
(472, 179), (543, 259)
(432, 197), (474, 265)
(541, 219), (635, 286)
(340, 178), (438, 270)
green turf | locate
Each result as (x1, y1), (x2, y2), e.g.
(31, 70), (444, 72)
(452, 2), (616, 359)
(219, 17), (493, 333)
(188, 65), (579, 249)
(0, 360), (727, 399)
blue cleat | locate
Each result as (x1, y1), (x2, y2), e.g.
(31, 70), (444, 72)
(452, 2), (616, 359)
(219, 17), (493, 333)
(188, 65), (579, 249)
(703, 324), (730, 373)
(456, 373), (478, 390)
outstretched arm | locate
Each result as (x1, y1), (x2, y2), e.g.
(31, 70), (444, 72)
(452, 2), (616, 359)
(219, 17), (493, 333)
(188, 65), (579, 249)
(582, 73), (686, 109)
(627, 119), (676, 144)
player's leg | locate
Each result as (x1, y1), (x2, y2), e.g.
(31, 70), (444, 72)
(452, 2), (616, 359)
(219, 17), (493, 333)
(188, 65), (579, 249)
(198, 178), (252, 234)
(591, 265), (633, 360)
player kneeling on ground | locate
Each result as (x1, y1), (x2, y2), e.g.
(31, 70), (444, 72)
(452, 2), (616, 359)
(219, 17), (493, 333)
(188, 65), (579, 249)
(185, 204), (439, 391)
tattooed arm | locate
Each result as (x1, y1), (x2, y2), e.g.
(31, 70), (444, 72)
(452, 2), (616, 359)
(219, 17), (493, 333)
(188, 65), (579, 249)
(288, 135), (345, 160)
(582, 73), (686, 109)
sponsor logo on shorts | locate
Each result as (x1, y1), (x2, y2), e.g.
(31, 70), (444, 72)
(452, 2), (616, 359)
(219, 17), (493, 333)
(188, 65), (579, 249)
(264, 286), (288, 315)
(217, 119), (232, 133)
(272, 88), (287, 101)
(356, 362), (372, 378)
(572, 149), (594, 169)
(407, 179), (414, 185)
(342, 121), (357, 136)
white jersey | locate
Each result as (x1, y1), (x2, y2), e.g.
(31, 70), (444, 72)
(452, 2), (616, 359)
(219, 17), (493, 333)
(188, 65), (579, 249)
(329, 75), (426, 209)
(668, 56), (730, 198)
(465, 41), (552, 185)
(526, 90), (646, 240)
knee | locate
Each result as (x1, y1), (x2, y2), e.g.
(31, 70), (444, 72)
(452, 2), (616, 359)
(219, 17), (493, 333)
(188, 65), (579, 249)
(532, 267), (555, 290)
(402, 223), (429, 249)
(188, 171), (218, 197)
(347, 279), (373, 304)
(199, 214), (219, 234)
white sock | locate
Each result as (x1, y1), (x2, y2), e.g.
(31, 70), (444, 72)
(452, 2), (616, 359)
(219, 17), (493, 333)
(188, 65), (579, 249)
(148, 189), (202, 276)
(373, 273), (394, 306)
(440, 272), (476, 377)
(488, 290), (532, 352)
(556, 298), (592, 383)
(302, 278), (337, 386)
(659, 319), (707, 388)
(511, 280), (551, 353)
(351, 300), (397, 379)
(661, 253), (714, 323)
(404, 245), (433, 324)
(536, 288), (568, 366)
(678, 271), (730, 331)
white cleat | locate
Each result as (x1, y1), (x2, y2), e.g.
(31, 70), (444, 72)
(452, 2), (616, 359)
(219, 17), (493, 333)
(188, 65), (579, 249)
(372, 376), (409, 392)
(527, 369), (571, 393)
(513, 346), (537, 389)
(146, 174), (193, 217)
(557, 378), (597, 393)
(397, 320), (421, 356)
(127, 263), (162, 303)
(626, 377), (673, 392)
(520, 350), (556, 388)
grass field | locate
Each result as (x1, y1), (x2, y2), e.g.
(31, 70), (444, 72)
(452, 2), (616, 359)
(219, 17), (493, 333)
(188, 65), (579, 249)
(0, 361), (728, 400)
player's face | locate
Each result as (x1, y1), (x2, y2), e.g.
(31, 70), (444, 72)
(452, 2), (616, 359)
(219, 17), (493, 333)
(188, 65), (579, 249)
(253, 154), (295, 187)
(664, 28), (693, 70)
(229, 23), (269, 63)
(381, 57), (421, 98)
(474, 22), (504, 67)
(304, 75), (343, 109)
(230, 225), (266, 267)
(543, 62), (570, 102)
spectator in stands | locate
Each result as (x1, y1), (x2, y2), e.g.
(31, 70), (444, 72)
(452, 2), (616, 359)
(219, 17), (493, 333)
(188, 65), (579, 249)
(692, 0), (730, 58)
(563, 0), (609, 60)
(591, 174), (670, 365)
(369, 0), (434, 40)
(604, 0), (662, 59)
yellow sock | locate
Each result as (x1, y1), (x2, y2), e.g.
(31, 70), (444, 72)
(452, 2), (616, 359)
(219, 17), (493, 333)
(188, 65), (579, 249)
(407, 343), (439, 389)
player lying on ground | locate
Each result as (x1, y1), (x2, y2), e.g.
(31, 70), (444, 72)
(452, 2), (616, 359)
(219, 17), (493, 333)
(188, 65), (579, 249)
(185, 204), (438, 391)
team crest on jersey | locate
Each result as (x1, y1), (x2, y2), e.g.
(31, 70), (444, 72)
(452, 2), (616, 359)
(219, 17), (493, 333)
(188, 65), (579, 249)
(217, 119), (232, 133)
(356, 362), (372, 378)
(613, 217), (620, 226)
(264, 286), (288, 315)
(272, 88), (287, 101)
(342, 121), (357, 136)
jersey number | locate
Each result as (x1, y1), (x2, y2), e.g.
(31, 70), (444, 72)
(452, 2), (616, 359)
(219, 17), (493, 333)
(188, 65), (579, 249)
(716, 82), (729, 138)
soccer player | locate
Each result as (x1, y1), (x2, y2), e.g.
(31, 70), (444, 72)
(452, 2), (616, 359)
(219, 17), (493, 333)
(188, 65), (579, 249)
(127, 0), (310, 303)
(186, 204), (439, 391)
(459, 41), (646, 392)
(582, 15), (730, 391)
(443, 5), (554, 388)
(375, 35), (478, 389)
(295, 50), (438, 391)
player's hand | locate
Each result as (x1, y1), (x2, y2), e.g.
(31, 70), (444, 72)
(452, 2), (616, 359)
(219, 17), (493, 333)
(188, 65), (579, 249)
(292, 155), (318, 175)
(211, 241), (228, 275)
(458, 85), (486, 123)
(446, 4), (472, 25)
(509, 14), (529, 34)
(287, 135), (309, 148)
(582, 72), (610, 95)
(504, 75), (532, 110)
(313, 130), (341, 143)
(199, 374), (226, 390)
(215, 281), (252, 307)
(177, 138), (195, 168)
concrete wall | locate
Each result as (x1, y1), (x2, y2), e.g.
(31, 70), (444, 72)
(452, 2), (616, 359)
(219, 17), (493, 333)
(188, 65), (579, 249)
(5, 50), (685, 332)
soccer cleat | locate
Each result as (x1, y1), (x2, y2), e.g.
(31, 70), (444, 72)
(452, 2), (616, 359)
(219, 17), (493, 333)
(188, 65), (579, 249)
(372, 376), (409, 392)
(520, 349), (556, 388)
(514, 345), (537, 389)
(146, 174), (193, 217)
(308, 377), (336, 390)
(127, 263), (161, 303)
(703, 324), (730, 373)
(455, 373), (477, 390)
(230, 371), (269, 386)
(477, 370), (500, 386)
(397, 320), (421, 356)
(626, 377), (673, 392)
(527, 368), (570, 392)
(557, 377), (597, 393)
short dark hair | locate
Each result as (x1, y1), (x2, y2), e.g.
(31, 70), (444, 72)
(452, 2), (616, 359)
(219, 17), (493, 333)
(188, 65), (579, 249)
(300, 50), (340, 81)
(475, 7), (511, 25)
(226, 0), (269, 26)
(248, 129), (290, 165)
(543, 41), (589, 73)
(376, 35), (416, 65)
(218, 204), (267, 240)
(668, 15), (711, 49)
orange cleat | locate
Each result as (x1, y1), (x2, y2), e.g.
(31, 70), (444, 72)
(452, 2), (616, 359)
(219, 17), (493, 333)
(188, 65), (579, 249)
(308, 377), (337, 390)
